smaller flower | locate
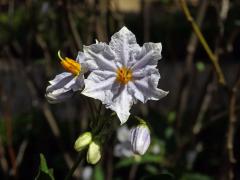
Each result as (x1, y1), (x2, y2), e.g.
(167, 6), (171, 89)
(45, 51), (88, 103)
(87, 140), (101, 164)
(130, 124), (151, 155)
(74, 132), (92, 152)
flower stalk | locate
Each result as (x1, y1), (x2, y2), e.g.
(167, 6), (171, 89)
(178, 0), (226, 86)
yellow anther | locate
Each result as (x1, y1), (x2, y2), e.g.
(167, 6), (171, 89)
(116, 67), (133, 84)
(58, 51), (81, 76)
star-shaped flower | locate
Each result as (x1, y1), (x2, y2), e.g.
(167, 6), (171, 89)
(46, 51), (88, 103)
(82, 27), (168, 124)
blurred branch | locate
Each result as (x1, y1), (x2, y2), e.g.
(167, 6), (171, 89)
(226, 76), (240, 180)
(0, 86), (9, 176)
(64, 150), (86, 180)
(141, 0), (150, 41)
(62, 0), (83, 50)
(96, 0), (108, 42)
(128, 163), (138, 180)
(2, 93), (18, 178)
(16, 139), (29, 167)
(193, 81), (215, 135)
(175, 0), (208, 145)
(0, 136), (8, 177)
(36, 33), (53, 76)
(178, 0), (226, 86)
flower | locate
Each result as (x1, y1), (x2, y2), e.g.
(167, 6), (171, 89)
(130, 124), (150, 155)
(114, 125), (133, 157)
(74, 132), (92, 152)
(87, 140), (101, 164)
(45, 51), (87, 103)
(82, 26), (168, 124)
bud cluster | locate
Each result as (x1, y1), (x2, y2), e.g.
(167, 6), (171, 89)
(74, 132), (102, 165)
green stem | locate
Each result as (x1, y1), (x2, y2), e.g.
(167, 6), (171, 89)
(179, 0), (226, 86)
(64, 151), (85, 180)
(134, 115), (147, 125)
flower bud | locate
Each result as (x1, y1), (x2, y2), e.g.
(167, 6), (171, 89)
(130, 125), (151, 155)
(74, 132), (92, 152)
(87, 140), (101, 164)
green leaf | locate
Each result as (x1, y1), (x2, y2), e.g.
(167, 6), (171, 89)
(35, 153), (55, 180)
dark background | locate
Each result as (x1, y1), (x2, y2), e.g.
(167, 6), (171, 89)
(0, 0), (240, 180)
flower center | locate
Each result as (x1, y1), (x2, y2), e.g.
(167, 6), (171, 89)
(116, 67), (132, 84)
(58, 51), (81, 76)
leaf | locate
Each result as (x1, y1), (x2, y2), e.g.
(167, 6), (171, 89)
(35, 153), (55, 180)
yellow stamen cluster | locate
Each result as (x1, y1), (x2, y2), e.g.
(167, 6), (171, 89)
(58, 51), (81, 76)
(116, 67), (133, 84)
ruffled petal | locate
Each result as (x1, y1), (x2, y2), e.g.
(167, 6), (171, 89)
(132, 42), (162, 70)
(46, 72), (73, 93)
(45, 90), (74, 104)
(48, 72), (72, 86)
(130, 68), (168, 103)
(81, 71), (116, 105)
(46, 72), (85, 103)
(109, 26), (140, 66)
(108, 85), (134, 124)
(83, 42), (117, 71)
(76, 51), (86, 64)
(71, 75), (85, 91)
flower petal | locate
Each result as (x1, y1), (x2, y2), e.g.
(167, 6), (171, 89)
(130, 69), (168, 103)
(48, 72), (72, 86)
(81, 71), (116, 105)
(108, 85), (134, 124)
(46, 72), (85, 103)
(45, 90), (74, 104)
(109, 26), (140, 66)
(83, 43), (117, 71)
(132, 42), (162, 70)
(46, 72), (73, 93)
(71, 75), (85, 91)
(76, 51), (86, 64)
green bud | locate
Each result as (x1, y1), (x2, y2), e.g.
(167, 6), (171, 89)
(74, 132), (92, 152)
(87, 140), (101, 165)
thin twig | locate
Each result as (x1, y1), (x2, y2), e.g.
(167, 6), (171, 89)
(62, 0), (83, 50)
(226, 77), (240, 180)
(175, 0), (208, 145)
(0, 136), (8, 176)
(64, 151), (86, 180)
(178, 0), (226, 85)
(128, 164), (138, 180)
